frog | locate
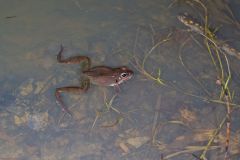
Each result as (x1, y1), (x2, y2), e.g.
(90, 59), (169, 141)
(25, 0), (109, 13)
(55, 45), (133, 116)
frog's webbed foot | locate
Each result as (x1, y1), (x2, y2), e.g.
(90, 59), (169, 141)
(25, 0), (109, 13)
(55, 81), (90, 117)
(57, 45), (91, 69)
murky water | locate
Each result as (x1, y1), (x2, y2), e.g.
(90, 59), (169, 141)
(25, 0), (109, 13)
(0, 0), (240, 160)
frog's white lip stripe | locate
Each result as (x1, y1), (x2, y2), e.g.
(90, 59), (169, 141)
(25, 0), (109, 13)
(110, 75), (133, 86)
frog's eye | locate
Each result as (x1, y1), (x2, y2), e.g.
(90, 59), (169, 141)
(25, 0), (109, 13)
(121, 72), (128, 78)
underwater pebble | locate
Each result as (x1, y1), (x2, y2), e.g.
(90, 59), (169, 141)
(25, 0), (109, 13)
(14, 112), (29, 126)
(34, 81), (45, 94)
(126, 136), (150, 148)
(28, 112), (49, 131)
(119, 142), (129, 153)
(14, 112), (49, 131)
(19, 79), (34, 96)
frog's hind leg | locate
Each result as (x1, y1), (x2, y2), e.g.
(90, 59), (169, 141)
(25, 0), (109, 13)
(55, 86), (88, 116)
(57, 45), (91, 69)
(55, 80), (90, 117)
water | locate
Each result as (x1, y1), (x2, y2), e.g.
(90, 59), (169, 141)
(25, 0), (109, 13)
(0, 0), (240, 159)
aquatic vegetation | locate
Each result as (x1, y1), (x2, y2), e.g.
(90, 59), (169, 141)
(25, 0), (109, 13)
(131, 0), (240, 159)
(132, 31), (172, 86)
(170, 0), (239, 159)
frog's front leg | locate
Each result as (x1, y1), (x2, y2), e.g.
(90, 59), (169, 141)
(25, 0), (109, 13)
(57, 45), (91, 69)
(55, 80), (90, 116)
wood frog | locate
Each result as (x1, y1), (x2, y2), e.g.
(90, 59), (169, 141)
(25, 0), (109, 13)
(55, 45), (133, 116)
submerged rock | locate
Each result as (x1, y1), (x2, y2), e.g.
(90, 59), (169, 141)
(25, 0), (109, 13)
(14, 112), (49, 131)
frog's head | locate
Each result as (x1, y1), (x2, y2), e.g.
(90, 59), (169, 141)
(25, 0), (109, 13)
(115, 66), (133, 85)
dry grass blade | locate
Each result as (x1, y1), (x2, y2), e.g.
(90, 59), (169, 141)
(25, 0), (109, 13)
(151, 95), (161, 144)
(178, 39), (211, 96)
(100, 117), (123, 128)
(91, 109), (101, 129)
(164, 145), (220, 160)
(131, 32), (172, 86)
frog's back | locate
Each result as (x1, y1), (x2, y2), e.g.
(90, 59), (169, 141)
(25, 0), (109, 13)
(82, 66), (114, 77)
(82, 66), (117, 86)
(82, 66), (133, 86)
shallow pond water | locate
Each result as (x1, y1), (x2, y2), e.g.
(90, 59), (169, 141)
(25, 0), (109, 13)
(0, 0), (240, 160)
